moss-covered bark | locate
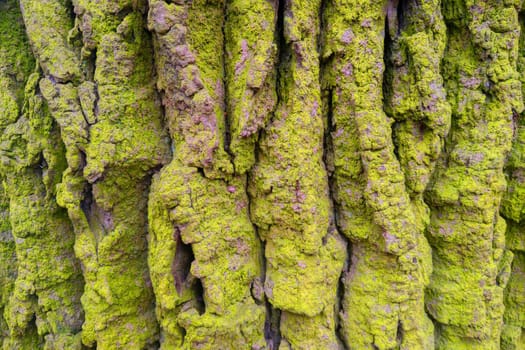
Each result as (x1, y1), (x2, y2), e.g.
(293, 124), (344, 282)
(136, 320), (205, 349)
(1, 0), (525, 349)
(1, 1), (83, 348)
(425, 2), (522, 348)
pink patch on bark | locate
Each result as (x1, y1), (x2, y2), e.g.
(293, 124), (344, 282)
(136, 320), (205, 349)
(341, 29), (354, 44)
(235, 39), (249, 75)
(342, 63), (353, 77)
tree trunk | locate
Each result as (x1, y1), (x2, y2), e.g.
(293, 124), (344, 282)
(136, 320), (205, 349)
(0, 0), (524, 349)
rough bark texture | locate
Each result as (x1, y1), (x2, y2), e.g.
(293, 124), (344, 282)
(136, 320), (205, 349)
(1, 0), (525, 349)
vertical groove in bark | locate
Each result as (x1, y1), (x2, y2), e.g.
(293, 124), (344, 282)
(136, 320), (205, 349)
(323, 78), (352, 350)
(0, 186), (15, 347)
(20, 0), (171, 348)
(501, 8), (525, 350)
(0, 2), (23, 346)
(321, 1), (439, 348)
(223, 3), (280, 345)
(225, 0), (278, 175)
(320, 2), (351, 348)
(1, 1), (84, 348)
(72, 2), (170, 347)
(147, 0), (273, 348)
(384, 0), (451, 348)
(426, 1), (522, 348)
(249, 0), (347, 348)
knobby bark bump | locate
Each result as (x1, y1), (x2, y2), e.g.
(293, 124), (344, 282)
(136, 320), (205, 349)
(0, 0), (524, 349)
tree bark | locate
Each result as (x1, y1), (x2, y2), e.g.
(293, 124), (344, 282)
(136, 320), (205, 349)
(0, 0), (524, 349)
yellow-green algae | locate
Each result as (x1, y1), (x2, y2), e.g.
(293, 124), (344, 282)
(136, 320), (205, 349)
(1, 76), (84, 349)
(425, 0), (523, 348)
(19, 0), (82, 84)
(500, 6), (525, 349)
(1, 1), (84, 348)
(249, 0), (347, 347)
(225, 0), (278, 174)
(0, 1), (27, 343)
(148, 0), (232, 178)
(0, 2), (37, 347)
(501, 223), (525, 349)
(21, 0), (171, 348)
(321, 0), (446, 348)
(3, 0), (525, 349)
(0, 185), (16, 347)
(383, 0), (451, 202)
(147, 0), (268, 348)
(148, 161), (266, 349)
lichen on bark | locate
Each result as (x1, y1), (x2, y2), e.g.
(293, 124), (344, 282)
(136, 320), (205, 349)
(2, 0), (525, 349)
(20, 0), (170, 348)
(321, 0), (446, 348)
(500, 7), (525, 349)
(147, 0), (269, 348)
(247, 0), (347, 348)
(1, 1), (84, 348)
(425, 1), (523, 348)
